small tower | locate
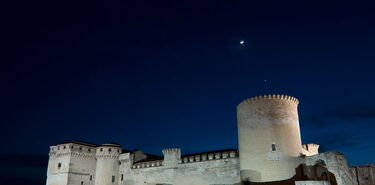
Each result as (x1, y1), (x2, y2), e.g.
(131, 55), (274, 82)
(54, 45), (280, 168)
(46, 141), (97, 185)
(237, 95), (302, 182)
(162, 148), (181, 168)
(302, 143), (320, 156)
(94, 143), (122, 185)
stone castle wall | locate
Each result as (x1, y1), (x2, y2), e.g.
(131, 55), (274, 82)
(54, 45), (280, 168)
(122, 149), (240, 185)
(46, 142), (96, 185)
(94, 144), (122, 185)
(237, 95), (302, 182)
(45, 95), (375, 185)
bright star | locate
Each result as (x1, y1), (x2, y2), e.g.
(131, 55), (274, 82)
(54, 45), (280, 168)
(240, 40), (244, 45)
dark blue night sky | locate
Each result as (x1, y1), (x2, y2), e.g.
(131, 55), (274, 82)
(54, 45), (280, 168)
(1, 0), (375, 184)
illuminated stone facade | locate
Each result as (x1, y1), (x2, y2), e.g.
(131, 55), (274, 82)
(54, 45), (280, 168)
(46, 95), (374, 185)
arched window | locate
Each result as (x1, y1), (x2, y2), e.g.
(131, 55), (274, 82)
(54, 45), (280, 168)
(271, 144), (276, 151)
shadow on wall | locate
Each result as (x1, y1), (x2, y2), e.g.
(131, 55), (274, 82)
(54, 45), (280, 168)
(240, 164), (338, 185)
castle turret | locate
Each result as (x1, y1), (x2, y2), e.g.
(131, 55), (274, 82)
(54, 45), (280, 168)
(94, 143), (122, 185)
(46, 141), (97, 185)
(237, 94), (302, 182)
(162, 148), (181, 168)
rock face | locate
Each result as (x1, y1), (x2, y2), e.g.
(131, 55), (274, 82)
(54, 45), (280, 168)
(303, 151), (358, 185)
(45, 95), (375, 185)
(350, 164), (375, 185)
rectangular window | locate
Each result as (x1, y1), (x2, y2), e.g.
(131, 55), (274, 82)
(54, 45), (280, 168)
(90, 175), (92, 181)
(58, 163), (61, 169)
(112, 176), (115, 182)
(81, 181), (83, 185)
(121, 174), (123, 181)
(271, 144), (276, 151)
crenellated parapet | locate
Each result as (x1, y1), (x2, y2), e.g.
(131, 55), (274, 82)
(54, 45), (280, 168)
(94, 143), (122, 185)
(238, 94), (299, 109)
(53, 152), (96, 159)
(95, 143), (122, 159)
(181, 150), (237, 164)
(237, 94), (302, 182)
(49, 146), (57, 157)
(131, 160), (164, 169)
(71, 152), (96, 159)
(49, 142), (97, 159)
(95, 154), (120, 159)
(162, 148), (181, 167)
(130, 150), (238, 169)
(162, 148), (181, 154)
(302, 143), (320, 156)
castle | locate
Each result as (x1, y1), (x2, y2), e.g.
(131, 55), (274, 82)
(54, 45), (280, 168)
(46, 95), (375, 185)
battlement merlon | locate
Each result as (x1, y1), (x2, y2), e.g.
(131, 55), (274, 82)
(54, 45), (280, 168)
(162, 148), (181, 167)
(162, 148), (181, 154)
(96, 143), (122, 159)
(182, 150), (237, 163)
(302, 144), (320, 156)
(48, 141), (97, 157)
(237, 94), (299, 110)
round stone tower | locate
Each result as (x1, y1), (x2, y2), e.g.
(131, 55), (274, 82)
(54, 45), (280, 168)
(95, 143), (122, 185)
(237, 94), (302, 182)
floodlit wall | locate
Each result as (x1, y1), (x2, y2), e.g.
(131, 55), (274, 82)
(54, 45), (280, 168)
(119, 150), (240, 185)
(46, 143), (97, 185)
(46, 146), (69, 185)
(95, 144), (122, 185)
(45, 94), (375, 185)
(67, 147), (96, 185)
(237, 95), (302, 182)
